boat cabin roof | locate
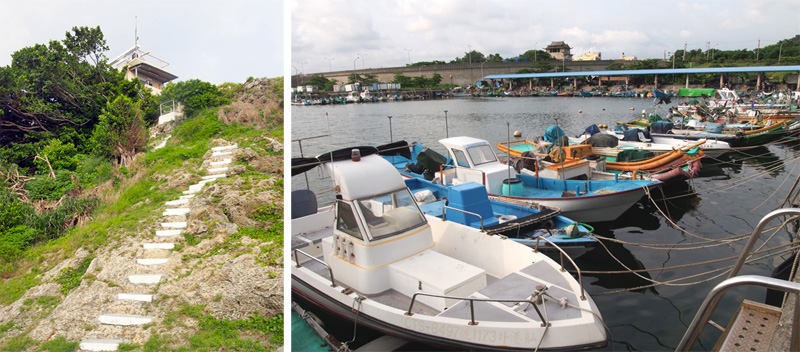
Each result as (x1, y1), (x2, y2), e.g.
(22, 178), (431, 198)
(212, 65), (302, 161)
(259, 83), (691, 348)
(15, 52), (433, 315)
(325, 154), (406, 200)
(440, 136), (491, 151)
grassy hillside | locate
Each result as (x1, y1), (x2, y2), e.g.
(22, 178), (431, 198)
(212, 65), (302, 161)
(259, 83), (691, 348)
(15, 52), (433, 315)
(0, 77), (284, 351)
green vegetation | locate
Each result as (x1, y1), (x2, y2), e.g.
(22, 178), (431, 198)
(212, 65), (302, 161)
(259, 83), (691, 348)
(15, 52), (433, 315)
(56, 256), (94, 294)
(0, 25), (283, 351)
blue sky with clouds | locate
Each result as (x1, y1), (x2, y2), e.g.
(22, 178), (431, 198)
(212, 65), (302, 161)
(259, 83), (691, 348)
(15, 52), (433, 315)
(292, 0), (800, 74)
(0, 0), (284, 84)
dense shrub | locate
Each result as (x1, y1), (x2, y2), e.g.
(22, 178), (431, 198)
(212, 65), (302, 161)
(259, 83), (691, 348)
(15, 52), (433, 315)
(24, 170), (78, 201)
(160, 79), (227, 117)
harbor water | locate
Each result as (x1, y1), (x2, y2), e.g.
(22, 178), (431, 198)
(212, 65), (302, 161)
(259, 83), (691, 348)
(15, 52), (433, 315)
(291, 96), (800, 351)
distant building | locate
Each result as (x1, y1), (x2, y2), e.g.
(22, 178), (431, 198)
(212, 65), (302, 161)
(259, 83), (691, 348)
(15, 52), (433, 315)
(573, 52), (602, 61)
(109, 40), (178, 95)
(619, 53), (637, 61)
(545, 41), (572, 61)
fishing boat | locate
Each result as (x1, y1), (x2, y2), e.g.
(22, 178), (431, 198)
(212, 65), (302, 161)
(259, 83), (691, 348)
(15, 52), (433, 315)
(574, 123), (731, 159)
(384, 137), (661, 222)
(497, 125), (705, 181)
(291, 151), (609, 351)
(403, 177), (597, 258)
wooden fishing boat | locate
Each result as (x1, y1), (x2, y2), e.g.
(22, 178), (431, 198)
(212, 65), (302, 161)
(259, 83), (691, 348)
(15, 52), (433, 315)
(291, 152), (609, 351)
(497, 139), (705, 175)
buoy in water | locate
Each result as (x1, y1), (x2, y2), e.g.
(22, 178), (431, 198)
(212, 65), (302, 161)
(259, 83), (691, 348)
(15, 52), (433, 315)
(578, 110), (582, 114)
(630, 107), (634, 110)
(513, 130), (522, 137)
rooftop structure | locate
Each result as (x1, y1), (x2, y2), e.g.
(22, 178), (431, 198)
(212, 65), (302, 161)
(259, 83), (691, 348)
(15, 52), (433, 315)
(573, 52), (601, 61)
(545, 41), (572, 61)
(109, 38), (178, 95)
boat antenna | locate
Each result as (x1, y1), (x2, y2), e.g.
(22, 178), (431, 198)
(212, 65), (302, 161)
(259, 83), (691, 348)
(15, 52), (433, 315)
(506, 122), (512, 182)
(444, 110), (449, 138)
(555, 117), (567, 190)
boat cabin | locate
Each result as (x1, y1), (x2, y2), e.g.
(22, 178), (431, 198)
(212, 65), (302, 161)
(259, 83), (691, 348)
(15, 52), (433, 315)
(438, 137), (515, 195)
(321, 154), (487, 307)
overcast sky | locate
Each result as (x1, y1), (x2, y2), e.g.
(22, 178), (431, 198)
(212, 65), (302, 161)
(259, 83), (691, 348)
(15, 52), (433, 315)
(0, 0), (284, 84)
(292, 0), (800, 75)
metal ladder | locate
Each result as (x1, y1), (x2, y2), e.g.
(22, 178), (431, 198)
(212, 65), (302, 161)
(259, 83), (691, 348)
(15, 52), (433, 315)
(677, 208), (800, 351)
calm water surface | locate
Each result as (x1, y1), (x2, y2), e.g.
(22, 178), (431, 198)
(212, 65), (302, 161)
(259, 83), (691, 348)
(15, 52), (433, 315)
(291, 96), (800, 351)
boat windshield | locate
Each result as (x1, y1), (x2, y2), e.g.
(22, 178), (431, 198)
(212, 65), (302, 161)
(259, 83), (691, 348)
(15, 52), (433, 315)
(355, 188), (427, 240)
(466, 144), (497, 166)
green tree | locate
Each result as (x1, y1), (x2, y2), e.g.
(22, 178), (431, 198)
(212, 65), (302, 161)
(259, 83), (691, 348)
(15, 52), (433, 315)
(91, 96), (147, 166)
(0, 26), (122, 167)
(486, 53), (503, 62)
(160, 79), (226, 117)
(520, 50), (552, 62)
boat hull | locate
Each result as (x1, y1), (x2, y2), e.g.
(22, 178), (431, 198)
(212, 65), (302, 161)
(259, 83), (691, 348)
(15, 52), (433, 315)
(292, 268), (608, 351)
(493, 177), (653, 223)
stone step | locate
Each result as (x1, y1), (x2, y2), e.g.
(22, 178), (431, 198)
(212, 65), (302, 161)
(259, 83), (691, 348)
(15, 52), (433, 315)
(137, 258), (169, 266)
(212, 151), (233, 158)
(153, 135), (171, 150)
(160, 222), (186, 229)
(162, 208), (191, 216)
(165, 198), (189, 206)
(201, 174), (226, 180)
(207, 167), (229, 174)
(117, 293), (154, 302)
(179, 194), (195, 200)
(80, 338), (124, 351)
(98, 313), (153, 326)
(211, 144), (237, 152)
(210, 159), (232, 166)
(143, 243), (175, 250)
(155, 229), (183, 237)
(128, 274), (164, 284)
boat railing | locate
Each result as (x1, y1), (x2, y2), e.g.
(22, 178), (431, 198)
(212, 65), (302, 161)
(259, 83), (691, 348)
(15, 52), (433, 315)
(676, 207), (800, 351)
(676, 275), (800, 351)
(533, 235), (587, 300)
(294, 248), (337, 288)
(404, 292), (548, 327)
(441, 206), (484, 230)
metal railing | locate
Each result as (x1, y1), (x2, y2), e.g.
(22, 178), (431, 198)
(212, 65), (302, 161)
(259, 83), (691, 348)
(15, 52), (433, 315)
(676, 275), (800, 351)
(676, 208), (800, 351)
(533, 235), (587, 300)
(159, 100), (176, 116)
(404, 291), (548, 327)
(293, 248), (337, 288)
(442, 206), (484, 231)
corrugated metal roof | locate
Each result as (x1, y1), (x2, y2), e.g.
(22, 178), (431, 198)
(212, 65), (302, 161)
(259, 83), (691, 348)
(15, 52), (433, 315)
(483, 65), (800, 79)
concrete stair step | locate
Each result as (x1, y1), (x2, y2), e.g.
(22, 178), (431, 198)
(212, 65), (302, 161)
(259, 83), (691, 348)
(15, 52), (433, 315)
(179, 194), (195, 200)
(211, 144), (237, 152)
(201, 174), (226, 180)
(155, 229), (183, 237)
(212, 151), (233, 158)
(210, 159), (232, 166)
(162, 208), (190, 216)
(117, 293), (155, 302)
(80, 338), (124, 351)
(137, 258), (169, 266)
(143, 243), (175, 250)
(98, 313), (152, 326)
(160, 222), (186, 229)
(207, 167), (229, 174)
(165, 198), (189, 206)
(128, 274), (164, 284)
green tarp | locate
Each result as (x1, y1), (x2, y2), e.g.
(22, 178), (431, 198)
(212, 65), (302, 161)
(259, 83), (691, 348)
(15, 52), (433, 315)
(678, 88), (716, 97)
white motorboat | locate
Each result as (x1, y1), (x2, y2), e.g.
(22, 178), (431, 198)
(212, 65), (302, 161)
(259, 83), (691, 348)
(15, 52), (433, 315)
(291, 151), (609, 351)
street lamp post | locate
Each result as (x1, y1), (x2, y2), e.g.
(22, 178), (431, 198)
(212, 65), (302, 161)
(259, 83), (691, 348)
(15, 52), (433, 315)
(779, 43), (784, 63)
(404, 49), (412, 64)
(362, 53), (368, 69)
(468, 44), (472, 64)
(324, 57), (334, 72)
